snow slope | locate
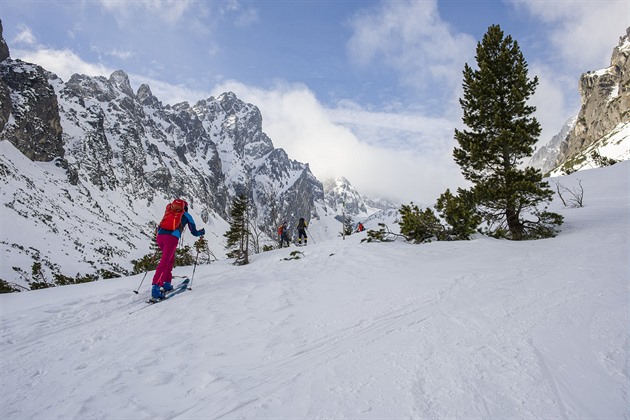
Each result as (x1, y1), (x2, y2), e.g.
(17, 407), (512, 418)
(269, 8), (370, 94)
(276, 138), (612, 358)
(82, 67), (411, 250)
(1, 163), (628, 419)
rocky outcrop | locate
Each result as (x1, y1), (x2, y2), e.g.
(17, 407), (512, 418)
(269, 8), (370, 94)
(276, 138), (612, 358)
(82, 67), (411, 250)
(0, 60), (64, 161)
(0, 19), (64, 161)
(0, 19), (9, 62)
(556, 27), (630, 165)
(0, 19), (9, 133)
(0, 75), (9, 134)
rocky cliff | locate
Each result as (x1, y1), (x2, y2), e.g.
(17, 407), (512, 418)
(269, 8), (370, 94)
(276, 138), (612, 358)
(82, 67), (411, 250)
(0, 20), (9, 62)
(555, 28), (630, 169)
(0, 33), (64, 162)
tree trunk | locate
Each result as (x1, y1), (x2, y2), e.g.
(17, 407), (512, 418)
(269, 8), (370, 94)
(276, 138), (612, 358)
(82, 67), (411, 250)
(505, 207), (523, 240)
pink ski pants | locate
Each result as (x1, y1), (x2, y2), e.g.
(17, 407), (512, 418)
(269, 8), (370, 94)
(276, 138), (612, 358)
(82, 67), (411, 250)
(152, 234), (179, 286)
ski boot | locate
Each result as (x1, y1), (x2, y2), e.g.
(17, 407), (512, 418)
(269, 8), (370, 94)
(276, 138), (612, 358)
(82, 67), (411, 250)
(150, 284), (165, 302)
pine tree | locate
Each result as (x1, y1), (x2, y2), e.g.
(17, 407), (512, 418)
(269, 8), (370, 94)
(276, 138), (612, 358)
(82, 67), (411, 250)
(193, 236), (215, 264)
(453, 24), (562, 240)
(175, 245), (194, 267)
(435, 188), (481, 240)
(0, 279), (23, 294)
(224, 193), (250, 265)
(342, 215), (354, 237)
(30, 261), (52, 289)
(398, 203), (448, 243)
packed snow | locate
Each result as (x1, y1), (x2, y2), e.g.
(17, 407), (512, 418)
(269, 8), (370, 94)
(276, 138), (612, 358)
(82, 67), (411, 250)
(1, 162), (628, 419)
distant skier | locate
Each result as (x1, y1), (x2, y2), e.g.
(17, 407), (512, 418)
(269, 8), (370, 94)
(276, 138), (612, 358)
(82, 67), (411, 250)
(152, 199), (205, 300)
(357, 222), (365, 232)
(296, 217), (308, 246)
(278, 221), (290, 248)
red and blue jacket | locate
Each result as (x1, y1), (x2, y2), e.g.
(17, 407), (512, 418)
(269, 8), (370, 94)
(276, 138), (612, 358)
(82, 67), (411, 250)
(157, 212), (205, 239)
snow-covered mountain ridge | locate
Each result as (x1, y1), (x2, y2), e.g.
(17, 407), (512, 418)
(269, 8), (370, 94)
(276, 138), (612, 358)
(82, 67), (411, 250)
(1, 162), (627, 418)
(0, 22), (394, 287)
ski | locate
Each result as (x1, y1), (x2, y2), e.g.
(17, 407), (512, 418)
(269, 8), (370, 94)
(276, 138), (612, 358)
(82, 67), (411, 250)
(150, 278), (190, 302)
(129, 278), (190, 314)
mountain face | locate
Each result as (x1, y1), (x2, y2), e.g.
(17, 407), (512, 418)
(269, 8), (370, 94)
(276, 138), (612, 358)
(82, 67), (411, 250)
(0, 24), (385, 287)
(323, 177), (369, 218)
(322, 177), (397, 222)
(559, 28), (630, 163)
(529, 117), (576, 174)
(532, 27), (630, 174)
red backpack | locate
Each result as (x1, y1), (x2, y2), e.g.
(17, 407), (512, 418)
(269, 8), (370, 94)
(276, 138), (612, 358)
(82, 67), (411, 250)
(159, 199), (187, 231)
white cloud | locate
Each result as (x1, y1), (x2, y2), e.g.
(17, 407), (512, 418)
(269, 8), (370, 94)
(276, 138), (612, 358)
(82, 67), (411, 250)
(12, 48), (113, 82)
(529, 62), (580, 147)
(346, 0), (476, 99)
(97, 0), (251, 32)
(108, 49), (134, 60)
(129, 73), (212, 105)
(12, 24), (37, 46)
(508, 0), (628, 71)
(327, 103), (455, 152)
(90, 44), (135, 61)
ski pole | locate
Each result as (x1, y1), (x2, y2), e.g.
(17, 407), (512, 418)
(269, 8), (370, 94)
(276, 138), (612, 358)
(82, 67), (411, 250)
(188, 246), (200, 290)
(305, 228), (315, 244)
(133, 244), (160, 294)
(133, 271), (149, 294)
(133, 249), (160, 293)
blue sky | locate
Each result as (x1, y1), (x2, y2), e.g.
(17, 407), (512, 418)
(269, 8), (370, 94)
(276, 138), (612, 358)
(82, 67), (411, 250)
(1, 0), (628, 203)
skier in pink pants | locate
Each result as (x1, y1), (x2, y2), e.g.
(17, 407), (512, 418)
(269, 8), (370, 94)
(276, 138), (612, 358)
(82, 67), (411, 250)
(151, 200), (205, 300)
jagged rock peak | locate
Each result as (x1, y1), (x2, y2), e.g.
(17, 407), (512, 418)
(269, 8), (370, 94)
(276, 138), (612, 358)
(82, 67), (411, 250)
(218, 91), (239, 107)
(0, 19), (9, 62)
(323, 176), (353, 193)
(618, 27), (630, 52)
(136, 84), (161, 108)
(217, 91), (258, 116)
(109, 70), (134, 98)
(323, 176), (369, 216)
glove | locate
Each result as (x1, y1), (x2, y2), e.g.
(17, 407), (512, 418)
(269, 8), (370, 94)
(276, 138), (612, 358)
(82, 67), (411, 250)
(199, 228), (206, 236)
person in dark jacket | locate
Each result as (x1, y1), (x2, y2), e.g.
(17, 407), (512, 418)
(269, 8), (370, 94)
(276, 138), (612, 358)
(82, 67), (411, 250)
(296, 217), (308, 246)
(151, 200), (205, 300)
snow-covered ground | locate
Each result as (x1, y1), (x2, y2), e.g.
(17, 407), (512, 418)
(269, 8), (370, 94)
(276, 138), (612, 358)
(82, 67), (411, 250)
(1, 162), (628, 419)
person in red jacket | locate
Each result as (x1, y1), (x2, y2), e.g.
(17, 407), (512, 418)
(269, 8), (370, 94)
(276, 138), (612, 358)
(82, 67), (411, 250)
(278, 221), (290, 248)
(151, 200), (205, 300)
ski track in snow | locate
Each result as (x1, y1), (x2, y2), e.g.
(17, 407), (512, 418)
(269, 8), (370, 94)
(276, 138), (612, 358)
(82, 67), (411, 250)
(1, 163), (629, 419)
(186, 298), (435, 418)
